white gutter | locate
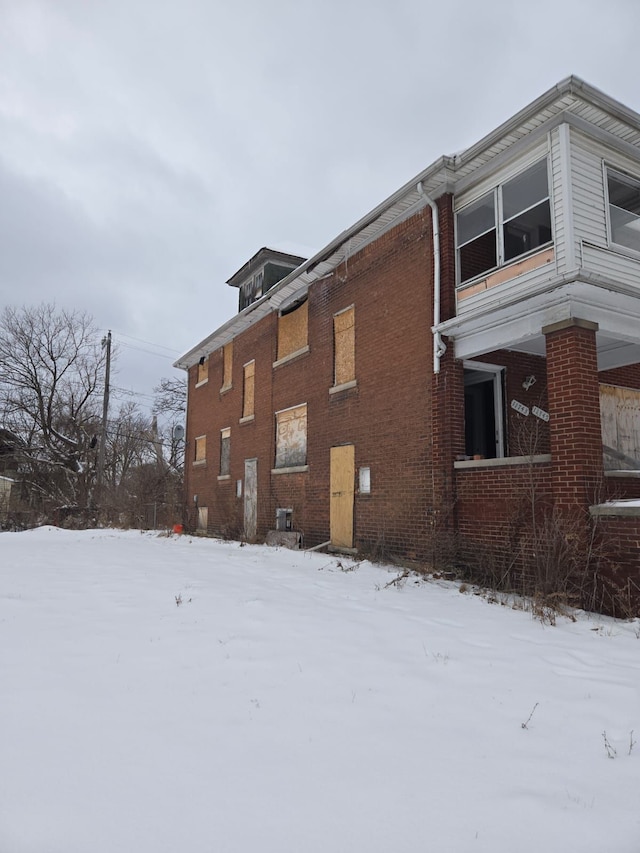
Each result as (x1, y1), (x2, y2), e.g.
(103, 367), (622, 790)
(417, 182), (446, 373)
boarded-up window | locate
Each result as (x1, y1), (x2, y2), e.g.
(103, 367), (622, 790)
(222, 342), (233, 390)
(243, 360), (255, 419)
(194, 435), (206, 463)
(275, 404), (307, 468)
(277, 300), (308, 361)
(220, 427), (231, 476)
(197, 357), (208, 384)
(334, 306), (355, 386)
(197, 507), (208, 531)
(600, 384), (640, 470)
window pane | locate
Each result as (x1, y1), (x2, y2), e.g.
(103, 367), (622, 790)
(610, 205), (640, 251)
(609, 172), (640, 251)
(459, 229), (497, 282)
(503, 200), (552, 262)
(457, 193), (495, 246)
(502, 160), (548, 221)
(608, 172), (640, 216)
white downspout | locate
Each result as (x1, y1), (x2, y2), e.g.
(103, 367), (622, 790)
(417, 181), (446, 374)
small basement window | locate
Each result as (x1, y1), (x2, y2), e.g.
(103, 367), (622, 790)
(276, 508), (293, 531)
(359, 466), (371, 494)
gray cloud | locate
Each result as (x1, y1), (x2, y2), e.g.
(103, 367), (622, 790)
(1, 0), (639, 406)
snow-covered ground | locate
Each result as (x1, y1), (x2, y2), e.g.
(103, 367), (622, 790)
(1, 527), (639, 852)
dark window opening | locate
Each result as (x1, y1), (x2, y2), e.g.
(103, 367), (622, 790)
(464, 368), (504, 459)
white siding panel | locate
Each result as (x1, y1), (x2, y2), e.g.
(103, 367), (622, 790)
(456, 257), (557, 316)
(550, 128), (566, 270)
(582, 243), (640, 290)
(570, 133), (608, 247)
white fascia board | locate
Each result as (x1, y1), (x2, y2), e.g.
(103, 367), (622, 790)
(443, 278), (640, 361)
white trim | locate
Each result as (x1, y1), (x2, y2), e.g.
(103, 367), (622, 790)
(239, 415), (255, 424)
(271, 465), (309, 475)
(455, 454), (551, 469)
(272, 345), (310, 369)
(333, 303), (355, 318)
(274, 401), (308, 417)
(195, 378), (208, 388)
(558, 123), (576, 270)
(329, 380), (357, 395)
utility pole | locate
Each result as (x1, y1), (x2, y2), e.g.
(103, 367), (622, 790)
(96, 330), (112, 495)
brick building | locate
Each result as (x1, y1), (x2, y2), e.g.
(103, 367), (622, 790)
(176, 77), (640, 614)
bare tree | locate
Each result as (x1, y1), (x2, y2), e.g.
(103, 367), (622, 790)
(153, 375), (186, 472)
(153, 376), (186, 419)
(0, 304), (107, 509)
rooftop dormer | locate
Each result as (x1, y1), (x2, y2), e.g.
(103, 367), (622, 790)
(226, 247), (307, 312)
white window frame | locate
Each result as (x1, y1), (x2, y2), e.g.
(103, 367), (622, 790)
(463, 361), (506, 458)
(605, 166), (640, 256)
(456, 158), (552, 286)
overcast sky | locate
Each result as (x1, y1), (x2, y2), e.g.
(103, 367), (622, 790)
(1, 0), (639, 411)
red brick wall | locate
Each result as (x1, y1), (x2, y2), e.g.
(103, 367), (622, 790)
(185, 208), (440, 558)
(592, 515), (640, 616)
(455, 460), (553, 553)
(600, 364), (640, 389)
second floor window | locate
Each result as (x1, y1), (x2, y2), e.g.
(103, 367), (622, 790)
(608, 169), (640, 253)
(222, 342), (233, 391)
(196, 356), (208, 385)
(456, 159), (552, 284)
(277, 298), (308, 362)
(333, 306), (355, 386)
(242, 360), (255, 419)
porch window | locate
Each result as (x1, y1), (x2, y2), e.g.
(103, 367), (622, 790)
(607, 169), (640, 254)
(457, 159), (552, 284)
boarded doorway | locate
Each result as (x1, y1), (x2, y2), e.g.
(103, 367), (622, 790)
(244, 458), (257, 540)
(600, 384), (640, 470)
(330, 444), (355, 549)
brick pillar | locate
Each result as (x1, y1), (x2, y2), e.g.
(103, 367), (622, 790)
(543, 318), (604, 510)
